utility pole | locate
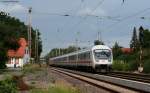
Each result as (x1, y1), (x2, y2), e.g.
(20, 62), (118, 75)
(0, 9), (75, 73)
(35, 29), (39, 63)
(28, 7), (32, 62)
(36, 30), (39, 63)
(98, 31), (100, 41)
(59, 48), (60, 56)
(138, 26), (144, 72)
(75, 38), (78, 69)
(138, 46), (143, 72)
(55, 49), (58, 57)
(97, 29), (102, 42)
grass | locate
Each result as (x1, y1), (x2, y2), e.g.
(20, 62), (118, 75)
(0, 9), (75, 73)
(22, 64), (43, 74)
(30, 84), (80, 93)
(23, 64), (81, 93)
(0, 75), (18, 93)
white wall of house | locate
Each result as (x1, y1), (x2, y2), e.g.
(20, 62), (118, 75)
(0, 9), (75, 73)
(18, 58), (23, 67)
(23, 47), (30, 64)
(6, 58), (14, 67)
(6, 58), (24, 68)
(6, 47), (30, 68)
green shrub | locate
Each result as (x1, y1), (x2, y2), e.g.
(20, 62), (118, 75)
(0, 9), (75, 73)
(112, 60), (138, 71)
(0, 77), (17, 93)
(128, 60), (138, 71)
(122, 63), (130, 71)
(143, 60), (150, 73)
(23, 64), (42, 74)
(112, 60), (124, 71)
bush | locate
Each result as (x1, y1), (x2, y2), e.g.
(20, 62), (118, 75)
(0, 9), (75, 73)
(112, 60), (124, 71)
(23, 64), (42, 74)
(112, 60), (138, 71)
(128, 60), (138, 71)
(0, 50), (7, 69)
(143, 60), (150, 73)
(0, 77), (17, 93)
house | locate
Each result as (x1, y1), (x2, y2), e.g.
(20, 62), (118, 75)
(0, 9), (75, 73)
(6, 38), (30, 68)
(121, 48), (132, 54)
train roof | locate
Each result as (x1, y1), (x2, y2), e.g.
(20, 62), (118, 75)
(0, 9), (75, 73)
(50, 45), (111, 60)
(92, 45), (111, 50)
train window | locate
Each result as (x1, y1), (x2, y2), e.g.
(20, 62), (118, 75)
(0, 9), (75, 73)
(69, 55), (76, 61)
(86, 52), (90, 60)
(78, 52), (90, 60)
(62, 57), (67, 62)
(94, 49), (111, 59)
(78, 53), (84, 60)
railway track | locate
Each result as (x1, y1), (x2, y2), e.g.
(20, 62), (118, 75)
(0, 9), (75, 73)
(50, 67), (150, 93)
(106, 72), (150, 83)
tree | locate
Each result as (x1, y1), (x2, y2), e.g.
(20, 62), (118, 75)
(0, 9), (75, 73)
(112, 42), (123, 59)
(139, 26), (150, 48)
(130, 27), (139, 52)
(139, 26), (144, 47)
(0, 11), (42, 68)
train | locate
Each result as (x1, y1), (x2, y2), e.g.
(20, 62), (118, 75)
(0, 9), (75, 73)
(49, 45), (113, 72)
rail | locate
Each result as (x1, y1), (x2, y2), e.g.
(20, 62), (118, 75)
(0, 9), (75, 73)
(50, 67), (147, 93)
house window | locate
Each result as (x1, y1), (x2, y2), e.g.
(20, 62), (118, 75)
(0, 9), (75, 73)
(25, 48), (29, 54)
(7, 59), (11, 64)
(15, 58), (19, 64)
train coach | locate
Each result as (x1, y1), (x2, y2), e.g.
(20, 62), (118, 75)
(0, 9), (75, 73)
(49, 45), (113, 72)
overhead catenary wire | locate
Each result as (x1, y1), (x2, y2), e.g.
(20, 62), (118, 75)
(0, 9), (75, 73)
(104, 7), (150, 31)
(65, 0), (105, 33)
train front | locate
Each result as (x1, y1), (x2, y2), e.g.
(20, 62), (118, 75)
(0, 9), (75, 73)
(92, 45), (113, 72)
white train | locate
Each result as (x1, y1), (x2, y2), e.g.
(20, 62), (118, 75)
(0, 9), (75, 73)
(49, 45), (113, 72)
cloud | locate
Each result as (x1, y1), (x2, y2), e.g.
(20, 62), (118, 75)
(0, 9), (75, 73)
(78, 7), (106, 16)
(0, 3), (26, 13)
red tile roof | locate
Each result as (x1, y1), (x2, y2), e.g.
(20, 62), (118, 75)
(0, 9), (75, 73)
(7, 38), (27, 58)
(121, 48), (132, 54)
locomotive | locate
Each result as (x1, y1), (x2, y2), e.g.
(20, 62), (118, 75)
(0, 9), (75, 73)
(49, 45), (113, 72)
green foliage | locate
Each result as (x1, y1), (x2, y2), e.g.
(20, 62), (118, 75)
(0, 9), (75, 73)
(112, 60), (138, 71)
(142, 29), (150, 48)
(112, 61), (129, 71)
(0, 48), (7, 69)
(112, 60), (124, 71)
(0, 77), (17, 93)
(143, 60), (150, 73)
(113, 26), (150, 73)
(23, 64), (42, 74)
(142, 49), (150, 73)
(130, 27), (140, 52)
(112, 42), (123, 59)
(138, 26), (150, 48)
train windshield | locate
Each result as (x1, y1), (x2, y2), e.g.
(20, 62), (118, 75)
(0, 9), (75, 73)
(94, 49), (111, 59)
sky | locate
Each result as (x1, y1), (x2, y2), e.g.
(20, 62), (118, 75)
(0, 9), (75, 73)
(0, 0), (150, 56)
